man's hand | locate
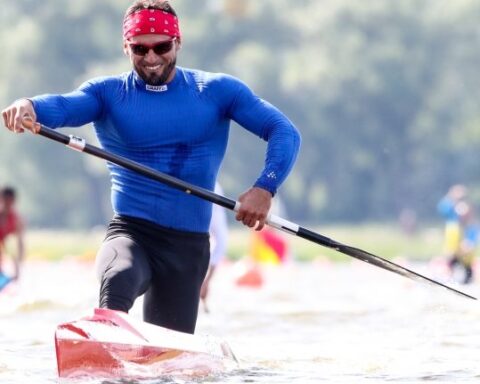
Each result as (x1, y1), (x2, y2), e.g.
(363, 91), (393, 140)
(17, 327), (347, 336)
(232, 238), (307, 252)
(2, 98), (40, 134)
(235, 187), (272, 231)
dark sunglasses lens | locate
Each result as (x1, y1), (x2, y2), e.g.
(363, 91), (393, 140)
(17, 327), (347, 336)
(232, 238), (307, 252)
(130, 40), (174, 56)
(131, 44), (149, 56)
(152, 41), (173, 55)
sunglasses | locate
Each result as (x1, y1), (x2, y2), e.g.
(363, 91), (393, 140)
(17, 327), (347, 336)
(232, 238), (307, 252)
(128, 38), (176, 56)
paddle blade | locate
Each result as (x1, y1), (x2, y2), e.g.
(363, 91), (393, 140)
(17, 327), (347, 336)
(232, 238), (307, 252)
(336, 243), (477, 300)
(294, 226), (477, 300)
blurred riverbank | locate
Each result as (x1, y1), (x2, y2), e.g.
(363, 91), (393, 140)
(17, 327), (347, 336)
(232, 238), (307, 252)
(14, 223), (447, 264)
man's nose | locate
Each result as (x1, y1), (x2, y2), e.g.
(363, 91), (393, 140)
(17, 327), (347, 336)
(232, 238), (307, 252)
(144, 49), (159, 62)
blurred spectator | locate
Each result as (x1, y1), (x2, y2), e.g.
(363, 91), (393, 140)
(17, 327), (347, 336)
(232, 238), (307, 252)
(0, 187), (25, 282)
(200, 183), (229, 311)
(437, 184), (479, 284)
(448, 202), (479, 284)
(437, 184), (468, 261)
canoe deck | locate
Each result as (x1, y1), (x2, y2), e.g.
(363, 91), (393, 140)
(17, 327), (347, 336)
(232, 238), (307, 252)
(55, 308), (237, 379)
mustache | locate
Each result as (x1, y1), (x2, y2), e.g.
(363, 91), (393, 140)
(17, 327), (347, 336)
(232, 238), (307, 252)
(136, 58), (177, 85)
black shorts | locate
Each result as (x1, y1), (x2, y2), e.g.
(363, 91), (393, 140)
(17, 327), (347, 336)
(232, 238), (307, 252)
(95, 215), (210, 333)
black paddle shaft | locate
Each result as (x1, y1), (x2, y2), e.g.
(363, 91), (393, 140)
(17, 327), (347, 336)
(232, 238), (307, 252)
(34, 123), (477, 301)
(38, 125), (237, 211)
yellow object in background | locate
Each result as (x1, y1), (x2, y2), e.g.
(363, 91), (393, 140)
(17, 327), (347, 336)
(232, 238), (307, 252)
(250, 228), (288, 265)
(444, 222), (461, 254)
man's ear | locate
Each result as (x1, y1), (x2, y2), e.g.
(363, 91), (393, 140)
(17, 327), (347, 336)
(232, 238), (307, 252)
(123, 41), (129, 56)
(176, 37), (182, 51)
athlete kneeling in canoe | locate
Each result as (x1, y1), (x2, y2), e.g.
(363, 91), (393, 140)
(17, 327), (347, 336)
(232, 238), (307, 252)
(2, 1), (300, 333)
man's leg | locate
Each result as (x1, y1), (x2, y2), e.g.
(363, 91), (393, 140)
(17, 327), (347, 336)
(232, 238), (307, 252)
(95, 236), (152, 312)
(143, 233), (210, 333)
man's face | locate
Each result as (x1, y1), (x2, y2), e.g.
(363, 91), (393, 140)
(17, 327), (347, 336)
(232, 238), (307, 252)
(2, 195), (14, 211)
(124, 34), (181, 85)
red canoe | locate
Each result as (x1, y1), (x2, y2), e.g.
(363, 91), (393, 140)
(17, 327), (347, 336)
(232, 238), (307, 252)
(55, 308), (237, 379)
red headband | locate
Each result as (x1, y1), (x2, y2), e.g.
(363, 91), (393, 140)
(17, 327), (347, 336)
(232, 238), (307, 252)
(123, 9), (181, 40)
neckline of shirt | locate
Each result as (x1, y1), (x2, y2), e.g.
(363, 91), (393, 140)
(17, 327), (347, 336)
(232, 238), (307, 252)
(132, 67), (181, 92)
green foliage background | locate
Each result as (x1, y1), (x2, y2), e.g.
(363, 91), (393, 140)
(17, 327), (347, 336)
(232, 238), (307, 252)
(1, 0), (480, 228)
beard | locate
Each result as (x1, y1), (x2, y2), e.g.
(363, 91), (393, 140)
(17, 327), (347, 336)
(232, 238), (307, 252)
(135, 57), (177, 86)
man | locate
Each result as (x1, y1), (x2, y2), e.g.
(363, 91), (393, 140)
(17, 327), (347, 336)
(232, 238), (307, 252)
(0, 187), (25, 286)
(2, 0), (300, 333)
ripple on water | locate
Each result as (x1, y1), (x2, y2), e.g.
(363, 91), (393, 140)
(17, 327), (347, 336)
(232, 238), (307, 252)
(2, 262), (480, 383)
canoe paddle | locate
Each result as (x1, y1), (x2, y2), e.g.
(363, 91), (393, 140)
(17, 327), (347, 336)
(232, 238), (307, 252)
(22, 120), (477, 301)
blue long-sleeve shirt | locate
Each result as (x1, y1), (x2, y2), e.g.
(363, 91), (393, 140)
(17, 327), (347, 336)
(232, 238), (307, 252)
(31, 67), (301, 232)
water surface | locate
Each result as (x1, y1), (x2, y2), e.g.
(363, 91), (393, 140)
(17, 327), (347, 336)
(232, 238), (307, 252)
(0, 259), (479, 383)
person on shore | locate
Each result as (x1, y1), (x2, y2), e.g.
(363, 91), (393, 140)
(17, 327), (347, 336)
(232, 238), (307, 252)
(448, 202), (479, 284)
(437, 184), (468, 261)
(0, 187), (25, 287)
(200, 183), (229, 311)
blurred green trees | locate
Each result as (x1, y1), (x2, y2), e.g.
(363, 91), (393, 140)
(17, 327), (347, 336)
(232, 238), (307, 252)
(1, 0), (479, 228)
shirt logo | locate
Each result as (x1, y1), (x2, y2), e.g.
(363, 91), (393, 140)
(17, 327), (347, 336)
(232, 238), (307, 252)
(146, 84), (168, 92)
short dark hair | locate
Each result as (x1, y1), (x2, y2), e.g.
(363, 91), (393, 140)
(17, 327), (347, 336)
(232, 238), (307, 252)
(125, 0), (177, 18)
(2, 187), (16, 199)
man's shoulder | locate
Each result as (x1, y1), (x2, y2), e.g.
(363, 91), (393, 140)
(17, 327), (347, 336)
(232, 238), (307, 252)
(179, 67), (242, 88)
(80, 72), (132, 89)
(180, 68), (247, 96)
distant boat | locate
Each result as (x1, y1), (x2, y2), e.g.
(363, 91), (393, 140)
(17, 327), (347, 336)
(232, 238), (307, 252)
(55, 308), (238, 379)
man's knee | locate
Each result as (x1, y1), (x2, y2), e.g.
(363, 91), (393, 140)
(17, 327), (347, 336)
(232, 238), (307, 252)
(96, 236), (151, 312)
